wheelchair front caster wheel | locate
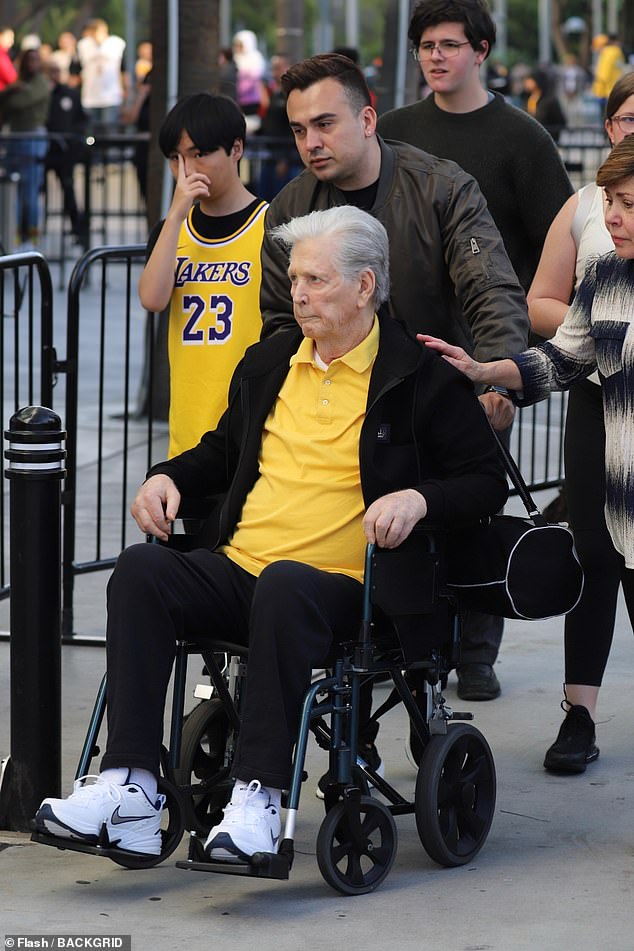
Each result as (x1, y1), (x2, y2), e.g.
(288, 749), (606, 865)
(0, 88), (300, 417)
(316, 796), (397, 895)
(109, 777), (185, 869)
(415, 723), (496, 867)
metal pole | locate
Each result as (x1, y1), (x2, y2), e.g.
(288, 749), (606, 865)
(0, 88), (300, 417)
(606, 0), (619, 35)
(538, 0), (553, 63)
(125, 0), (136, 99)
(345, 0), (359, 49)
(492, 0), (507, 63)
(592, 0), (603, 40)
(316, 0), (334, 53)
(220, 0), (231, 48)
(394, 0), (410, 108)
(160, 0), (180, 218)
(0, 406), (66, 831)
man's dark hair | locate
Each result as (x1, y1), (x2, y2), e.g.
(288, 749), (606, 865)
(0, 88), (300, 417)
(158, 92), (246, 158)
(280, 53), (372, 113)
(332, 46), (360, 64)
(408, 0), (496, 58)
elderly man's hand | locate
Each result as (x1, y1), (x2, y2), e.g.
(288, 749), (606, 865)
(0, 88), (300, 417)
(363, 489), (427, 549)
(478, 391), (515, 431)
(130, 474), (181, 541)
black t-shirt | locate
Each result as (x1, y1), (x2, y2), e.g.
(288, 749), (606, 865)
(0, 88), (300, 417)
(146, 196), (262, 257)
(338, 180), (379, 212)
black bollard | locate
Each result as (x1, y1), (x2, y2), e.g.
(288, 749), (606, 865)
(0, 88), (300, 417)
(0, 406), (66, 830)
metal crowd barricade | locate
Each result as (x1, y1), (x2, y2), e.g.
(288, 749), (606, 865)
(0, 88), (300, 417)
(61, 245), (167, 642)
(0, 250), (56, 601)
(41, 130), (149, 289)
(0, 129), (148, 290)
(557, 125), (610, 188)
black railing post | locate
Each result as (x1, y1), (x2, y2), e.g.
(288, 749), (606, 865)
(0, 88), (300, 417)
(0, 405), (66, 830)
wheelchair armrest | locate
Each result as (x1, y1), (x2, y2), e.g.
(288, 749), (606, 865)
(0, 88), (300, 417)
(176, 497), (217, 521)
(146, 496), (219, 551)
(365, 525), (447, 617)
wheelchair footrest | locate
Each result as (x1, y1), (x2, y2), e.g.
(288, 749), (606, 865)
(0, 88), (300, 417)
(30, 827), (155, 863)
(175, 832), (292, 880)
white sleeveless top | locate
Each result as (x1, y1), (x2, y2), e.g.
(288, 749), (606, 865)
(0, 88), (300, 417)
(572, 183), (614, 385)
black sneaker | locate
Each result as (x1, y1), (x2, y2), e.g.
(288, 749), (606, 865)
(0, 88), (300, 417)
(543, 702), (599, 773)
(456, 663), (501, 701)
(315, 742), (384, 799)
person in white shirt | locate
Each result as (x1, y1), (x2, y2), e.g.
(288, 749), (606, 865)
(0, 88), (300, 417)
(77, 18), (128, 131)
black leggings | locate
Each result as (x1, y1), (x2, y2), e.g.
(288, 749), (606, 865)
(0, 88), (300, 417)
(564, 379), (634, 684)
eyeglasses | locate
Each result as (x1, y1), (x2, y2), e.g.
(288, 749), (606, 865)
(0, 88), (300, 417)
(610, 114), (634, 133)
(411, 40), (471, 62)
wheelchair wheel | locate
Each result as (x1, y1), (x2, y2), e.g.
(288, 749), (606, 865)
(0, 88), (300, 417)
(174, 698), (233, 835)
(414, 723), (496, 867)
(316, 796), (397, 895)
(110, 777), (185, 869)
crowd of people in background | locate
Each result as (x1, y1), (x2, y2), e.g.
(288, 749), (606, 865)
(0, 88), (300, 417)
(0, 13), (631, 249)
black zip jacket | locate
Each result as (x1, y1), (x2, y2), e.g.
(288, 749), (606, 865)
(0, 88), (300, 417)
(148, 316), (508, 549)
(260, 137), (529, 363)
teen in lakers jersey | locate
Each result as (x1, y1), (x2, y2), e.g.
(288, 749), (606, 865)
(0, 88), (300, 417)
(139, 93), (268, 457)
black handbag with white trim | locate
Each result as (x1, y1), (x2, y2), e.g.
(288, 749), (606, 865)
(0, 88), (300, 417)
(446, 427), (584, 621)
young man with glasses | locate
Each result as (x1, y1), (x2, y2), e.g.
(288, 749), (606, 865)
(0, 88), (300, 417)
(378, 0), (571, 296)
(379, 0), (572, 705)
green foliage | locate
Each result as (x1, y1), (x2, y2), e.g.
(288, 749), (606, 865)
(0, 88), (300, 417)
(506, 0), (592, 67)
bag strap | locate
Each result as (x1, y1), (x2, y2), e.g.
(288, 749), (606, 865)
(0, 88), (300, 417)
(487, 421), (546, 524)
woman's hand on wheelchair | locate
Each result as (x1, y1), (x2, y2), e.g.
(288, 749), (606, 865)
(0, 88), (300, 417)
(131, 474), (182, 541)
(363, 489), (427, 549)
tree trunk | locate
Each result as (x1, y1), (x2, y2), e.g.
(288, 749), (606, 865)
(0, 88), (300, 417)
(276, 0), (305, 63)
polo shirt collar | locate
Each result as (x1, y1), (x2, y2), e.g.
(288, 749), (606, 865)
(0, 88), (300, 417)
(290, 316), (380, 373)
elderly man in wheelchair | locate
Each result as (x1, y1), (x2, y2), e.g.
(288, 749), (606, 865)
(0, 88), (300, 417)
(34, 205), (507, 870)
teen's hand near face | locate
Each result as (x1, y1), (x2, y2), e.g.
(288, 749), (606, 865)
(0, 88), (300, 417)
(168, 152), (211, 221)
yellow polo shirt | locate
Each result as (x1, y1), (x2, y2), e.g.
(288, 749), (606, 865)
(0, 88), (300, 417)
(222, 318), (379, 582)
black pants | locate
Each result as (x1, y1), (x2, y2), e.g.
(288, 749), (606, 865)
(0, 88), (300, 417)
(45, 152), (83, 234)
(564, 379), (634, 684)
(101, 543), (363, 789)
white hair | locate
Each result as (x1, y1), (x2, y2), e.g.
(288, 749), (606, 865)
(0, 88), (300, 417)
(270, 206), (391, 307)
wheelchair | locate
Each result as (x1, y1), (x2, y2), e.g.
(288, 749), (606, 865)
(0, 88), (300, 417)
(31, 528), (497, 895)
(175, 528), (496, 895)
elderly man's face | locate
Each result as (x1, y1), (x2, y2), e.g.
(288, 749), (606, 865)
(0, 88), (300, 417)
(288, 234), (374, 358)
(287, 78), (376, 190)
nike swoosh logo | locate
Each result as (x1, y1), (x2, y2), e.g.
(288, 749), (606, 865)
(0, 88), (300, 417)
(110, 806), (151, 825)
(271, 830), (279, 847)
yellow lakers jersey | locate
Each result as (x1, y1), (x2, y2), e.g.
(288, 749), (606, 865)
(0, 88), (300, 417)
(168, 199), (267, 457)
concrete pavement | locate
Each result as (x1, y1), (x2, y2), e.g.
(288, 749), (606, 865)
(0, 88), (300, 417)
(2, 586), (634, 949)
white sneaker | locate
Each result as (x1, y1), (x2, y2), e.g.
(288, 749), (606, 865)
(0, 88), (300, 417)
(204, 780), (281, 862)
(34, 775), (165, 855)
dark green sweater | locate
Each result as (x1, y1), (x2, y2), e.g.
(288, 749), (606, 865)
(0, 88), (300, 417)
(0, 72), (49, 131)
(378, 92), (572, 291)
